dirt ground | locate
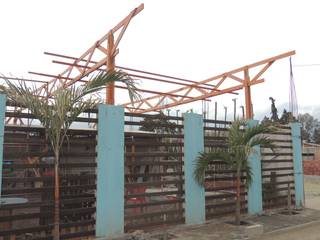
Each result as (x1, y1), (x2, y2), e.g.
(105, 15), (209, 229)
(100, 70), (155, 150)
(305, 175), (320, 210)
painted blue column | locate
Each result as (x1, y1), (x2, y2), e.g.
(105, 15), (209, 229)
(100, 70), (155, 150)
(290, 122), (304, 208)
(96, 104), (124, 238)
(0, 95), (5, 200)
(247, 120), (263, 215)
(184, 113), (205, 225)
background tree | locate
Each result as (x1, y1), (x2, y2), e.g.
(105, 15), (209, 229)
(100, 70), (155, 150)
(0, 71), (139, 240)
(194, 120), (274, 225)
(313, 128), (320, 144)
(298, 113), (320, 142)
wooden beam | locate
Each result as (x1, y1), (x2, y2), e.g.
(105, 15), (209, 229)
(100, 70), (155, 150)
(122, 51), (295, 113)
(33, 4), (144, 97)
(131, 79), (265, 113)
(106, 32), (115, 104)
(244, 68), (252, 119)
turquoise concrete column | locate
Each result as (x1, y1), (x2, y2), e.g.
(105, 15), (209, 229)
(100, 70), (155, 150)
(290, 122), (304, 208)
(247, 120), (263, 215)
(184, 113), (205, 225)
(0, 95), (5, 200)
(96, 104), (124, 238)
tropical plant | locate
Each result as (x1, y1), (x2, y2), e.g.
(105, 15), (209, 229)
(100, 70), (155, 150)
(0, 71), (139, 240)
(139, 111), (177, 134)
(194, 120), (275, 225)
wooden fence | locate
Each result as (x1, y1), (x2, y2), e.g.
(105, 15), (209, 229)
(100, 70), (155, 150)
(0, 106), (299, 239)
(203, 120), (248, 219)
(261, 125), (295, 210)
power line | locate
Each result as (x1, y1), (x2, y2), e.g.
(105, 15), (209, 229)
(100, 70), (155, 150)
(293, 64), (320, 67)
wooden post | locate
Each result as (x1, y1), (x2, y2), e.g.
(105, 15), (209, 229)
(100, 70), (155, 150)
(244, 68), (253, 119)
(106, 32), (115, 104)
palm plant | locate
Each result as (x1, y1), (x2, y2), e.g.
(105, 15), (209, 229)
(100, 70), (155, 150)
(0, 71), (139, 240)
(194, 120), (274, 225)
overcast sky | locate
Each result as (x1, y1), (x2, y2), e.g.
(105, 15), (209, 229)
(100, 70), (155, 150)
(1, 0), (319, 120)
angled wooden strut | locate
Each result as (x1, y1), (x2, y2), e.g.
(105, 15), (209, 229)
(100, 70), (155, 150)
(122, 51), (296, 119)
(33, 4), (144, 100)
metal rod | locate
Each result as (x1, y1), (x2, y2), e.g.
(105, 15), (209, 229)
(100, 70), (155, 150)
(232, 98), (237, 121)
(51, 59), (218, 91)
(224, 106), (227, 128)
(45, 51), (215, 88)
(29, 71), (200, 100)
(46, 52), (238, 95)
(0, 76), (48, 84)
(240, 105), (245, 120)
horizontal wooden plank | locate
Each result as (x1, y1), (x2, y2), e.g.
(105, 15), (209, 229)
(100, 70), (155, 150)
(206, 192), (246, 200)
(206, 199), (247, 209)
(2, 184), (96, 194)
(125, 172), (183, 178)
(2, 175), (96, 183)
(2, 163), (97, 169)
(125, 209), (183, 220)
(125, 161), (183, 166)
(125, 217), (184, 231)
(126, 190), (183, 199)
(125, 199), (183, 209)
(125, 180), (183, 188)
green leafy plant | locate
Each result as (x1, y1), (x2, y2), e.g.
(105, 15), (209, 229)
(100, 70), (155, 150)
(194, 120), (275, 225)
(0, 71), (139, 240)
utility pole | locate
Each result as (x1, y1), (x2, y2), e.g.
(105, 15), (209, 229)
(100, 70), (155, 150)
(232, 98), (237, 121)
(240, 105), (245, 120)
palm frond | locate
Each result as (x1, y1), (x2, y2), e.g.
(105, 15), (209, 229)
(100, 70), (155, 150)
(228, 120), (246, 147)
(194, 150), (231, 187)
(74, 70), (140, 103)
(243, 124), (275, 145)
(249, 135), (276, 152)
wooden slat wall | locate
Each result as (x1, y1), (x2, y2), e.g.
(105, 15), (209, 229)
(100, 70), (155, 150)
(261, 126), (295, 209)
(123, 114), (185, 231)
(203, 120), (248, 219)
(0, 106), (299, 236)
(1, 110), (97, 239)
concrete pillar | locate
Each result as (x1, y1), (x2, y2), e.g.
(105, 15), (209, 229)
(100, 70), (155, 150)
(96, 104), (124, 238)
(290, 122), (305, 208)
(247, 120), (263, 214)
(183, 113), (205, 224)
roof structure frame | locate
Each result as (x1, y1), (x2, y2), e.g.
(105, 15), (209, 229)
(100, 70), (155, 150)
(29, 4), (296, 119)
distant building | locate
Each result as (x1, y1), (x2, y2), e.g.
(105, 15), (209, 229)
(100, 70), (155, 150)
(303, 141), (320, 160)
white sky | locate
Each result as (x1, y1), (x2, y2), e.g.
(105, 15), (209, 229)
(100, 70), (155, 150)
(1, 0), (320, 120)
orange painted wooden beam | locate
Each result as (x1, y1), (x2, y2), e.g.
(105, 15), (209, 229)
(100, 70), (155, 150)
(106, 32), (115, 104)
(33, 4), (144, 97)
(122, 51), (295, 113)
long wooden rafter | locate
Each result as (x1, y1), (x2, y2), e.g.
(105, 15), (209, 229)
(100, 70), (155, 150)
(122, 51), (296, 115)
(34, 4), (144, 97)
